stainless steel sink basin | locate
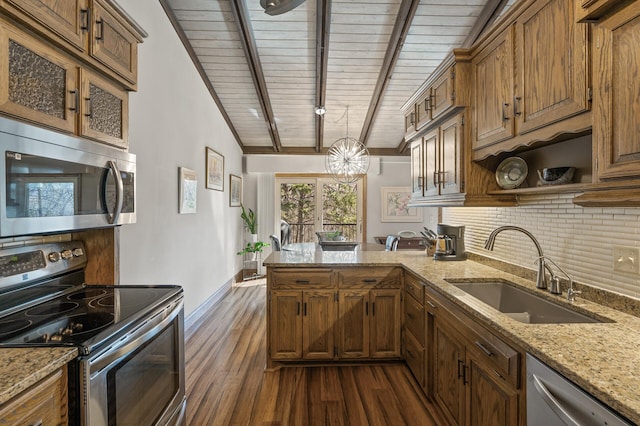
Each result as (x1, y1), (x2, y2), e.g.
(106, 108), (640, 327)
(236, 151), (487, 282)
(446, 280), (608, 324)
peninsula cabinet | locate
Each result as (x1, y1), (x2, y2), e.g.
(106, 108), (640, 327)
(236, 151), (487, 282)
(471, 0), (591, 160)
(0, 0), (143, 88)
(424, 286), (523, 426)
(0, 366), (68, 425)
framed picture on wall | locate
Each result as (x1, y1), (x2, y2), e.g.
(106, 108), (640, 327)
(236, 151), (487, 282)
(179, 167), (197, 214)
(230, 174), (242, 207)
(206, 147), (224, 191)
(381, 186), (423, 222)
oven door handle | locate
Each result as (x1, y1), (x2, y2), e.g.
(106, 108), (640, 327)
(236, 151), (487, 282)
(106, 160), (124, 225)
(89, 299), (183, 374)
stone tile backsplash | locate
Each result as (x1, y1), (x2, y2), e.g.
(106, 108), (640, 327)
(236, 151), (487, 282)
(443, 193), (640, 299)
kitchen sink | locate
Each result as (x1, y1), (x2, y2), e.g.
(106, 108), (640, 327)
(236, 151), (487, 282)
(445, 279), (608, 324)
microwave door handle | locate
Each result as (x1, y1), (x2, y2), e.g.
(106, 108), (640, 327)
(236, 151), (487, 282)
(107, 160), (124, 224)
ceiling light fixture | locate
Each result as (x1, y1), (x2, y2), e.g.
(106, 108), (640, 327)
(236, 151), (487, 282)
(314, 106), (326, 115)
(260, 0), (307, 15)
(326, 106), (370, 184)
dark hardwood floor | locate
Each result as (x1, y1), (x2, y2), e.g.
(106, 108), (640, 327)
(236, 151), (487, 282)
(185, 279), (438, 425)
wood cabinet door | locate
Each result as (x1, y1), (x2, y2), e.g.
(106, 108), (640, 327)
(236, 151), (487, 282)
(3, 0), (88, 50)
(439, 113), (463, 196)
(515, 0), (590, 135)
(338, 290), (369, 358)
(466, 356), (519, 426)
(302, 291), (336, 360)
(416, 89), (432, 129)
(433, 318), (466, 426)
(369, 289), (401, 358)
(593, 2), (640, 181)
(404, 108), (416, 136)
(269, 291), (302, 360)
(423, 129), (440, 197)
(471, 26), (515, 151)
(90, 0), (138, 84)
(410, 139), (424, 198)
(79, 68), (128, 148)
(0, 23), (78, 134)
(431, 67), (454, 121)
(0, 367), (67, 424)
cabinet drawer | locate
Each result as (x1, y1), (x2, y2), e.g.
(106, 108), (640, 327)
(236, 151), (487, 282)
(404, 273), (424, 303)
(465, 323), (520, 388)
(404, 294), (424, 345)
(404, 329), (424, 387)
(271, 268), (334, 289)
(338, 267), (402, 288)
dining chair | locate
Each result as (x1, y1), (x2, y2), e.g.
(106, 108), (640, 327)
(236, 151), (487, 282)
(385, 235), (399, 251)
(269, 235), (281, 251)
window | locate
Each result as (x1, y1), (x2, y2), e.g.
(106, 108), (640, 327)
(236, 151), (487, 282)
(276, 175), (365, 244)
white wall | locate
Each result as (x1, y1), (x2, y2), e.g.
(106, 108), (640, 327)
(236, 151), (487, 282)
(444, 194), (640, 299)
(116, 0), (244, 315)
(244, 155), (439, 243)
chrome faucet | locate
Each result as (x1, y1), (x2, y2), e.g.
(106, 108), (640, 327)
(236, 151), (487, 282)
(484, 226), (548, 290)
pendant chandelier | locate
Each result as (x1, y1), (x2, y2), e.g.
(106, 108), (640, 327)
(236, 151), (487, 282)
(260, 0), (306, 15)
(325, 107), (370, 184)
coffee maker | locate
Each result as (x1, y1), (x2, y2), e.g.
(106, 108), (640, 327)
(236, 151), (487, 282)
(434, 224), (466, 261)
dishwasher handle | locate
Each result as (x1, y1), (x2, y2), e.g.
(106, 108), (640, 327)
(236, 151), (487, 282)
(532, 374), (581, 426)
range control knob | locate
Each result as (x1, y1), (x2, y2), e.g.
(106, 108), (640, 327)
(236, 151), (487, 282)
(72, 248), (84, 257)
(60, 249), (73, 260)
(48, 252), (61, 262)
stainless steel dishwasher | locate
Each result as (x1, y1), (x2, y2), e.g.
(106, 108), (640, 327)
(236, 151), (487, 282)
(526, 353), (633, 426)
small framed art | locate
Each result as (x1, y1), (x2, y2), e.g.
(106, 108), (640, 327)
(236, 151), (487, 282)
(206, 147), (224, 191)
(230, 174), (242, 207)
(381, 186), (423, 222)
(179, 167), (197, 214)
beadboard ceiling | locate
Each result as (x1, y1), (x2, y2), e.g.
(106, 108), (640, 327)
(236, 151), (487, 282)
(160, 0), (515, 156)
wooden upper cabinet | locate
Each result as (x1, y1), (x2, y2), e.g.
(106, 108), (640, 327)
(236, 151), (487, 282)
(576, 0), (633, 22)
(0, 21), (78, 133)
(430, 67), (456, 121)
(514, 0), (590, 135)
(2, 0), (88, 51)
(471, 26), (515, 151)
(90, 0), (138, 85)
(404, 108), (416, 138)
(423, 128), (440, 197)
(415, 90), (432, 129)
(593, 1), (640, 181)
(79, 68), (128, 148)
(439, 114), (463, 195)
(410, 139), (424, 198)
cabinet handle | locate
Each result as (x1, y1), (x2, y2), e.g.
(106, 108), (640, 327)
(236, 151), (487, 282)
(365, 301), (369, 316)
(80, 9), (89, 31)
(303, 302), (307, 316)
(95, 18), (104, 41)
(429, 94), (435, 112)
(408, 312), (416, 319)
(372, 302), (375, 316)
(295, 279), (310, 284)
(363, 279), (377, 283)
(423, 97), (430, 112)
(457, 359), (465, 379)
(84, 97), (92, 117)
(417, 176), (423, 189)
(433, 171), (439, 186)
(426, 300), (436, 309)
(475, 341), (494, 357)
(69, 89), (79, 112)
(297, 302), (300, 316)
(410, 111), (415, 126)
(502, 102), (510, 121)
(514, 96), (522, 116)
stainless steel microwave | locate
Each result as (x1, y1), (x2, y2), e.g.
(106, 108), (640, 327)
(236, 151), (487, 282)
(0, 117), (135, 237)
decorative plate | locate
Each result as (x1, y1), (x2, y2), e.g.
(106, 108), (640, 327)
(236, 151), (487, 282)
(397, 230), (416, 238)
(495, 157), (528, 189)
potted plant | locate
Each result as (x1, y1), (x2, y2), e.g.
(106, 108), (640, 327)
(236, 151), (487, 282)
(237, 241), (270, 261)
(241, 204), (258, 241)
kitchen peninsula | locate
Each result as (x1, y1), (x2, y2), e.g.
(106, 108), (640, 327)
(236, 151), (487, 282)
(264, 248), (640, 425)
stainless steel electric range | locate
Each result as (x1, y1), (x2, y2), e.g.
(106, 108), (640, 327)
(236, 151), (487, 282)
(0, 241), (186, 425)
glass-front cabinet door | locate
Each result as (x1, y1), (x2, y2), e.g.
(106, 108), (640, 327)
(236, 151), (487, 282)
(0, 21), (78, 134)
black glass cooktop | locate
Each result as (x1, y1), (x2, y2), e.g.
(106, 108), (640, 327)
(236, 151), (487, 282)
(0, 284), (181, 351)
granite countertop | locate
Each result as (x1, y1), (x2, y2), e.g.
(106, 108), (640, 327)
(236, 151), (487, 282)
(0, 347), (77, 405)
(265, 249), (640, 424)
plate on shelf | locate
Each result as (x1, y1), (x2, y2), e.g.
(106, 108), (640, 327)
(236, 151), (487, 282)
(496, 157), (528, 189)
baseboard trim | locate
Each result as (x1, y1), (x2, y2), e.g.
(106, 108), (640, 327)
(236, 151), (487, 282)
(185, 276), (234, 339)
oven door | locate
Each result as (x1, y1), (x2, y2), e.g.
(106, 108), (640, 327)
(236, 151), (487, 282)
(80, 297), (185, 426)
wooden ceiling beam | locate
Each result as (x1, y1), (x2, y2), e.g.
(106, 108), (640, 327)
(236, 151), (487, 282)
(242, 146), (407, 156)
(229, 0), (282, 152)
(315, 0), (332, 153)
(462, 0), (510, 48)
(396, 138), (410, 154)
(358, 0), (420, 145)
(159, 0), (245, 151)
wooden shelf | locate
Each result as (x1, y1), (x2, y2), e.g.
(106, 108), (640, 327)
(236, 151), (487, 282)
(487, 182), (591, 196)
